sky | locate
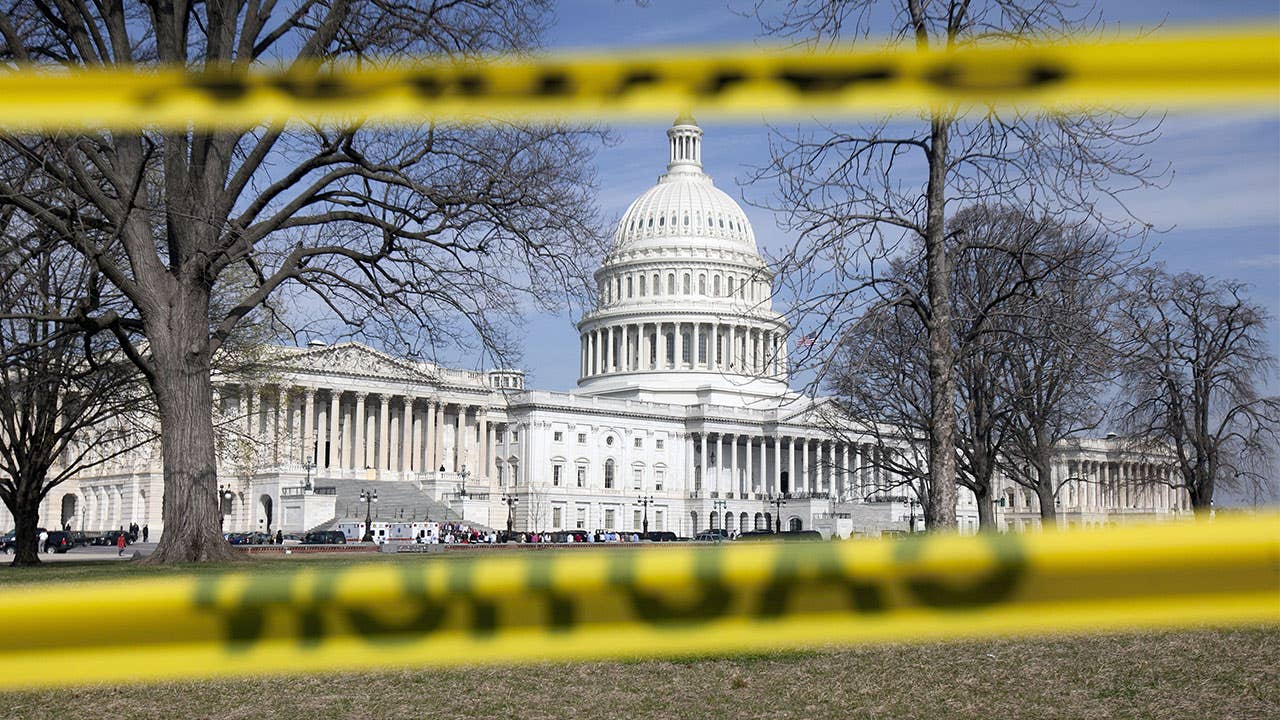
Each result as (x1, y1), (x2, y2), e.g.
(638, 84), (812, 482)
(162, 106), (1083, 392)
(487, 0), (1280, 396)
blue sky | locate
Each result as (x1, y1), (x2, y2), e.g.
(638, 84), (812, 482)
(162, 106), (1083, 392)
(490, 0), (1280, 394)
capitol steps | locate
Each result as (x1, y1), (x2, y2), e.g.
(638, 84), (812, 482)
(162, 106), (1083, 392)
(306, 478), (494, 532)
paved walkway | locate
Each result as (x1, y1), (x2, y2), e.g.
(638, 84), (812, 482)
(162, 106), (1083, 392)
(3, 542), (157, 562)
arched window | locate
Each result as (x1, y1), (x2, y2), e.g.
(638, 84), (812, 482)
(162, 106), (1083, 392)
(665, 332), (676, 365)
(667, 274), (675, 295)
(682, 274), (691, 294)
(724, 513), (736, 533)
(740, 512), (749, 531)
(698, 275), (706, 295)
(788, 517), (803, 531)
(653, 273), (660, 295)
(707, 217), (713, 227)
(682, 331), (692, 364)
(604, 459), (615, 489)
(614, 277), (621, 301)
(727, 276), (736, 296)
(658, 216), (664, 227)
(713, 276), (721, 296)
(683, 214), (689, 226)
(639, 275), (647, 296)
(626, 276), (633, 298)
(754, 512), (764, 530)
(647, 217), (653, 228)
(709, 511), (719, 530)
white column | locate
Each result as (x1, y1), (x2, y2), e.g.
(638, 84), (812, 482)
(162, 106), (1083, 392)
(699, 432), (708, 493)
(376, 394), (389, 470)
(657, 324), (668, 369)
(433, 402), (445, 472)
(675, 322), (685, 369)
(326, 391), (340, 469)
(477, 410), (489, 480)
(745, 435), (755, 495)
(487, 419), (497, 482)
(454, 405), (466, 472)
(349, 392), (363, 470)
(410, 404), (422, 473)
(787, 437), (796, 495)
(399, 396), (413, 473)
(302, 388), (316, 465)
(772, 437), (781, 495)
(728, 325), (737, 370)
(800, 437), (810, 493)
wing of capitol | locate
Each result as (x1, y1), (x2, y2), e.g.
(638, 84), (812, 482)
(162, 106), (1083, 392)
(5, 116), (1191, 542)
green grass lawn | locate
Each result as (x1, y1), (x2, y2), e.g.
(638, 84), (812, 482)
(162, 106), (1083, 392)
(3, 555), (1275, 719)
(1, 628), (1274, 719)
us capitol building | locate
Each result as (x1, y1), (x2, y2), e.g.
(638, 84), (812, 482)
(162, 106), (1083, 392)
(16, 117), (1191, 540)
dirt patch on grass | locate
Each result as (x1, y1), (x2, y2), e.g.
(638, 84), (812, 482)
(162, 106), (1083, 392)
(6, 627), (1276, 719)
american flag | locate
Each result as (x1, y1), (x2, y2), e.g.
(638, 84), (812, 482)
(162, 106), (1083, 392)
(797, 335), (817, 348)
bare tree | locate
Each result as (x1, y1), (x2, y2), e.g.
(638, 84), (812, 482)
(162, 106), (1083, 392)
(0, 1), (607, 561)
(0, 226), (152, 565)
(1115, 268), (1279, 513)
(994, 224), (1118, 522)
(826, 204), (1091, 530)
(747, 0), (1161, 530)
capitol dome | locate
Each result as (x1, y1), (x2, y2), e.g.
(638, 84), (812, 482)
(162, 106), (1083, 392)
(576, 115), (791, 405)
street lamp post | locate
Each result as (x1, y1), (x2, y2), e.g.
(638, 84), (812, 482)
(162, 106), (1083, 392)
(502, 493), (519, 535)
(302, 460), (316, 492)
(907, 497), (918, 533)
(359, 489), (378, 542)
(459, 466), (470, 498)
(636, 495), (654, 535)
(768, 495), (787, 533)
(218, 484), (235, 530)
(712, 499), (726, 535)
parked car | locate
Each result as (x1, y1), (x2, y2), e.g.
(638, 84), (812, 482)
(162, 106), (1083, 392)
(735, 530), (824, 542)
(643, 531), (678, 542)
(0, 530), (14, 553)
(301, 530), (347, 545)
(43, 531), (74, 553)
(69, 531), (90, 547)
(91, 530), (134, 546)
(694, 531), (727, 542)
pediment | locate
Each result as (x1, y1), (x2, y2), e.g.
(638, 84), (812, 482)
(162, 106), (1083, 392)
(281, 343), (434, 383)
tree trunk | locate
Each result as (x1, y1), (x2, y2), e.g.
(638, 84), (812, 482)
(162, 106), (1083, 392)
(975, 484), (995, 532)
(1035, 478), (1058, 526)
(144, 284), (238, 563)
(923, 117), (958, 530)
(7, 493), (42, 566)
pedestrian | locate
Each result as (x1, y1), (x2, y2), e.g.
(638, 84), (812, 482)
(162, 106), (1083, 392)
(142, 525), (149, 543)
(275, 529), (283, 545)
(116, 531), (127, 557)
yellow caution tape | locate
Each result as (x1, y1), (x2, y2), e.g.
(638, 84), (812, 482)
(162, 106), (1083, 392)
(0, 514), (1275, 689)
(0, 27), (1275, 130)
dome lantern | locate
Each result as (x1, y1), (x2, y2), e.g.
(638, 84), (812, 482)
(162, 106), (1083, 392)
(667, 113), (703, 174)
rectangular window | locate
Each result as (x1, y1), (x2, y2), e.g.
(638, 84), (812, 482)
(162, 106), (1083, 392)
(552, 465), (562, 487)
(655, 439), (665, 450)
(633, 468), (643, 490)
(577, 433), (587, 444)
(554, 431), (563, 442)
(604, 509), (615, 530)
(634, 437), (643, 449)
(634, 509), (642, 529)
(655, 470), (665, 491)
(511, 430), (519, 442)
(655, 510), (665, 531)
(577, 466), (586, 488)
(576, 507), (586, 529)
(553, 507), (562, 528)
